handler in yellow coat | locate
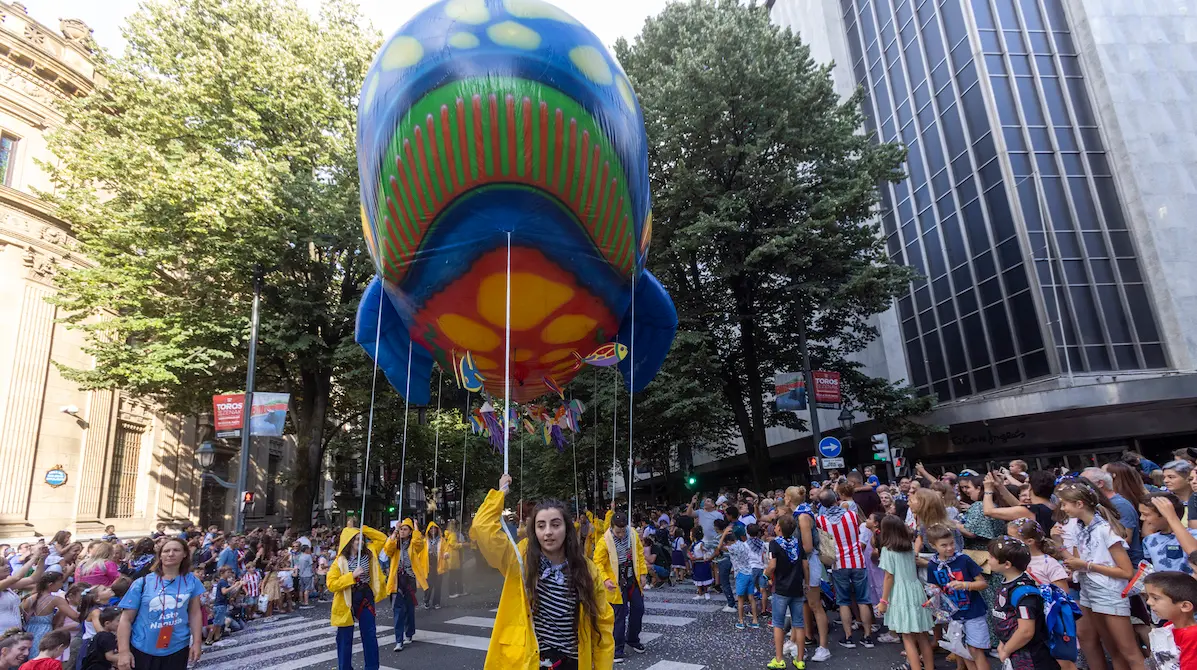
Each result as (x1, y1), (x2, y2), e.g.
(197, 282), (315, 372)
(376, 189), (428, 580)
(442, 519), (465, 598)
(593, 511), (648, 662)
(383, 519), (427, 652)
(327, 525), (388, 670)
(470, 473), (614, 670)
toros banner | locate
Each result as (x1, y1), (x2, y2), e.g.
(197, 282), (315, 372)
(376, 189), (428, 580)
(211, 393), (290, 438)
(812, 371), (842, 407)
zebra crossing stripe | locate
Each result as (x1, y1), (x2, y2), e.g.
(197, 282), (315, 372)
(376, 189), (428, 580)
(643, 601), (725, 613)
(200, 624), (393, 668)
(642, 614), (696, 626)
(643, 662), (705, 670)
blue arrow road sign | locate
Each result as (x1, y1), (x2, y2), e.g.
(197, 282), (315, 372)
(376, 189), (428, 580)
(818, 436), (842, 458)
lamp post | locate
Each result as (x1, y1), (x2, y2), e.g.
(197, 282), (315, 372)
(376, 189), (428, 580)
(232, 267), (264, 534)
(838, 406), (855, 458)
(196, 441), (236, 489)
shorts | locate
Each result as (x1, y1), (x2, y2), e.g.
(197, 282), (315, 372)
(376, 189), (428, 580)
(830, 568), (872, 607)
(300, 576), (314, 592)
(807, 552), (824, 588)
(735, 573), (756, 597)
(961, 615), (990, 649)
(1079, 582), (1131, 616)
(212, 604), (228, 626)
(772, 594), (805, 629)
(651, 565), (669, 579)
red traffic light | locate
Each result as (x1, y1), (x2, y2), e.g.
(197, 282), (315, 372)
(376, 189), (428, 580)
(893, 457), (904, 468)
(242, 491), (255, 504)
(807, 456), (818, 468)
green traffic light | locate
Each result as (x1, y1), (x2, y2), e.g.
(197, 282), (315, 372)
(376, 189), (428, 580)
(387, 505), (396, 513)
(873, 453), (887, 461)
(687, 477), (696, 485)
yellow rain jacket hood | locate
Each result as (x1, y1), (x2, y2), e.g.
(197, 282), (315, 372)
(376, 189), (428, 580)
(384, 518), (428, 593)
(440, 523), (463, 573)
(326, 525), (388, 628)
(593, 523), (647, 605)
(425, 521), (454, 575)
(470, 489), (614, 670)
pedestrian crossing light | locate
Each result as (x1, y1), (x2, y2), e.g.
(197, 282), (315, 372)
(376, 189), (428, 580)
(687, 476), (696, 486)
(807, 456), (819, 475)
(387, 505), (396, 514)
(871, 433), (891, 462)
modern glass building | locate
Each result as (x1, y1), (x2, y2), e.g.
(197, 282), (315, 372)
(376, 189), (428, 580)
(766, 0), (1197, 469)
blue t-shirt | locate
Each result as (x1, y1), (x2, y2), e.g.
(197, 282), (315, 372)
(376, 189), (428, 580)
(119, 573), (206, 656)
(1139, 458), (1161, 475)
(1142, 530), (1197, 573)
(213, 578), (230, 606)
(927, 554), (986, 620)
(867, 474), (880, 489)
(216, 547), (240, 577)
(1109, 493), (1143, 564)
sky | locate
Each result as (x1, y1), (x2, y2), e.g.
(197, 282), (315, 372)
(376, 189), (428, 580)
(41, 0), (673, 55)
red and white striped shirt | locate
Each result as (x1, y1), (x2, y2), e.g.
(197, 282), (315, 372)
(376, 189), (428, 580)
(816, 510), (865, 570)
(243, 569), (261, 598)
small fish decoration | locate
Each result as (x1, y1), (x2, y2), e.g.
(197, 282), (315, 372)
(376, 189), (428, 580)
(458, 351), (485, 393)
(523, 419), (536, 435)
(572, 342), (629, 369)
(543, 375), (564, 400)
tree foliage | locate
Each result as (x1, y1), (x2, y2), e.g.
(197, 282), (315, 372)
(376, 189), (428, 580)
(616, 0), (934, 489)
(45, 0), (379, 530)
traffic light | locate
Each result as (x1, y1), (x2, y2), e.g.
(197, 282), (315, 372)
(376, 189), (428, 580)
(871, 433), (891, 462)
(387, 505), (396, 514)
(242, 491), (254, 504)
(686, 475), (697, 488)
(891, 447), (907, 474)
(807, 455), (818, 475)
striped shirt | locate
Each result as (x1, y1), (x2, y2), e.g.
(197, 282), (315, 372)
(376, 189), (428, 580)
(347, 554), (371, 583)
(243, 570), (261, 598)
(533, 558), (578, 659)
(816, 509), (865, 570)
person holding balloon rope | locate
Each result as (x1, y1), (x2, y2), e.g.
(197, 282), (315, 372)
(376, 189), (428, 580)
(594, 509), (648, 662)
(326, 525), (387, 670)
(471, 473), (613, 669)
(383, 519), (427, 652)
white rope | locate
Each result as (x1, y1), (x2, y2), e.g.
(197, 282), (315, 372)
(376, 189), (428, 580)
(395, 338), (413, 519)
(519, 429), (525, 525)
(459, 392), (469, 530)
(610, 373), (617, 506)
(592, 369), (599, 507)
(358, 280), (386, 547)
(627, 271), (636, 513)
(432, 367), (443, 491)
(503, 231), (512, 474)
(570, 392), (579, 518)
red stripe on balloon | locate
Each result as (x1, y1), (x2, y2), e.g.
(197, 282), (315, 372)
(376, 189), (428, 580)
(597, 178), (617, 248)
(403, 139), (431, 227)
(505, 94), (516, 177)
(564, 119), (577, 208)
(553, 108), (565, 195)
(413, 126), (437, 211)
(488, 94), (500, 178)
(457, 98), (472, 185)
(538, 101), (548, 186)
(594, 163), (610, 242)
(576, 130), (589, 211)
(585, 145), (601, 224)
(521, 97), (533, 179)
(387, 173), (415, 249)
(426, 113), (446, 199)
(441, 104), (459, 193)
(471, 95), (485, 183)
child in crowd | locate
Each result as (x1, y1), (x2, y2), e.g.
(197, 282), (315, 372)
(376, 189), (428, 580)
(860, 513), (887, 608)
(107, 578), (130, 607)
(241, 562), (261, 619)
(713, 519), (736, 612)
(315, 549), (330, 601)
(765, 515), (806, 670)
(80, 607), (120, 670)
(1007, 519), (1069, 590)
(1144, 571), (1197, 670)
(747, 524), (771, 617)
(925, 523), (990, 670)
(277, 557), (294, 614)
(671, 528), (688, 584)
(688, 528), (714, 600)
(1055, 479), (1143, 670)
(718, 523), (762, 630)
(1140, 492), (1197, 573)
(294, 544), (314, 608)
(206, 566), (241, 645)
(878, 515), (934, 670)
(19, 628), (69, 670)
(987, 537), (1062, 670)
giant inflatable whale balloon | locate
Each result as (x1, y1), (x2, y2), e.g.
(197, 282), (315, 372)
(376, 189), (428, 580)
(354, 0), (677, 404)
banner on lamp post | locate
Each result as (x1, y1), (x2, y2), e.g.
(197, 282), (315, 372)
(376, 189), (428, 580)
(211, 392), (290, 439)
(812, 371), (841, 409)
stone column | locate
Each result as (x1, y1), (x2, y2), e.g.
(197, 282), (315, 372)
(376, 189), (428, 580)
(75, 388), (114, 529)
(0, 282), (56, 530)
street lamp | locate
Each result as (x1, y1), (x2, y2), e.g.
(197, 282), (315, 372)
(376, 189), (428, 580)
(195, 441), (236, 489)
(837, 407), (855, 432)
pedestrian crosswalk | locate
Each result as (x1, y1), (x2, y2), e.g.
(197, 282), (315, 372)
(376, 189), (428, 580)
(197, 587), (715, 670)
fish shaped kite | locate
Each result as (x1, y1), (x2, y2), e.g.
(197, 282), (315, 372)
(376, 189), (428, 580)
(353, 0), (678, 405)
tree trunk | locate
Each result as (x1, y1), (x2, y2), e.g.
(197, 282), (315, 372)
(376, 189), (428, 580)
(728, 275), (772, 490)
(290, 367), (332, 533)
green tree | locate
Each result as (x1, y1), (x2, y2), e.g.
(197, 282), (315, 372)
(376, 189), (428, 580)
(616, 0), (933, 490)
(44, 0), (379, 530)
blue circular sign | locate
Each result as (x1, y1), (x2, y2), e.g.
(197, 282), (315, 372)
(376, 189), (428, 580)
(45, 468), (68, 487)
(818, 436), (842, 458)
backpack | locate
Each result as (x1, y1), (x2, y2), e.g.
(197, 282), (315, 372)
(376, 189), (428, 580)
(816, 530), (837, 567)
(1010, 581), (1083, 662)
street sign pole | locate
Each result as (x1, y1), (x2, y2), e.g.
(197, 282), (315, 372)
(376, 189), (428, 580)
(798, 317), (822, 476)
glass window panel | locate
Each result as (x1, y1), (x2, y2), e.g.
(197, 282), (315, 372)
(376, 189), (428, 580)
(1009, 151), (1033, 178)
(987, 305), (1018, 360)
(957, 174), (978, 204)
(1069, 178), (1099, 229)
(907, 142), (926, 185)
(1004, 30), (1027, 53)
(944, 324), (969, 376)
(882, 116), (897, 141)
(1094, 178), (1126, 229)
(987, 187), (1017, 242)
(980, 30), (1002, 52)
(1022, 349), (1050, 379)
(962, 85), (990, 140)
(1034, 55), (1057, 77)
(1070, 286), (1105, 345)
(974, 365), (997, 392)
(914, 183), (933, 211)
(979, 158), (1003, 191)
(943, 214), (968, 266)
(1042, 0), (1069, 31)
(907, 46), (928, 86)
(900, 19), (919, 50)
(992, 75), (1019, 125)
(1084, 345), (1113, 371)
(860, 2), (879, 44)
(941, 0), (967, 42)
(972, 0), (997, 29)
(1019, 0), (1046, 30)
(1142, 343), (1167, 370)
(1083, 232), (1110, 259)
(1008, 289), (1043, 353)
(950, 38), (972, 74)
(913, 81), (932, 109)
(980, 277), (1004, 306)
(1004, 127), (1027, 152)
(962, 313), (990, 367)
(937, 297), (957, 326)
(1042, 175), (1073, 229)
(994, 0), (1019, 28)
(923, 21), (946, 68)
(1003, 264), (1030, 295)
(880, 12), (897, 47)
(995, 357), (1021, 386)
(915, 282), (933, 310)
(1062, 259), (1088, 284)
(975, 249), (997, 281)
(918, 100), (937, 131)
(1087, 152), (1111, 177)
(1059, 55), (1082, 77)
(906, 340), (929, 387)
(1019, 181), (1044, 231)
(1113, 344), (1138, 370)
(1054, 127), (1078, 152)
(917, 0), (938, 26)
(919, 308), (938, 335)
(907, 239), (927, 274)
(1040, 76), (1070, 125)
(926, 336), (947, 381)
(896, 0), (915, 26)
(957, 286), (979, 317)
(1028, 126), (1053, 151)
(1054, 30), (1077, 55)
(942, 105), (968, 157)
(1097, 284), (1131, 344)
(899, 295), (916, 321)
(933, 379), (953, 401)
(1029, 31), (1052, 54)
(1017, 77), (1046, 125)
(1054, 231), (1081, 258)
(1109, 230), (1135, 257)
(956, 60), (979, 91)
(996, 235), (1022, 270)
(1080, 127), (1104, 151)
(937, 191), (956, 221)
(962, 198), (989, 251)
(1009, 54), (1032, 76)
(1036, 153), (1060, 176)
(875, 79), (894, 121)
(926, 231), (947, 278)
(1089, 258), (1114, 283)
(932, 167), (952, 197)
(1117, 259), (1143, 283)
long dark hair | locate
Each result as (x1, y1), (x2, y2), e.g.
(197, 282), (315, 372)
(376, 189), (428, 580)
(1105, 462), (1148, 508)
(151, 538), (192, 577)
(523, 500), (600, 639)
(878, 514), (914, 552)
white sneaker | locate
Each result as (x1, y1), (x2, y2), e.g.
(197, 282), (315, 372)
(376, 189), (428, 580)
(877, 632), (901, 644)
(783, 640), (799, 658)
(394, 643), (404, 652)
(811, 647), (831, 662)
(692, 594), (704, 600)
(721, 605), (737, 613)
(704, 592), (710, 600)
(448, 594), (460, 599)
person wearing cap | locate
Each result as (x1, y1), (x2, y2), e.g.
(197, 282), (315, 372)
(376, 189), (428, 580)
(595, 511), (648, 662)
(383, 519), (427, 652)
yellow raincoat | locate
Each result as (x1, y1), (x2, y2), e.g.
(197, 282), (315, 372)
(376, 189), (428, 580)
(384, 518), (428, 593)
(327, 526), (388, 628)
(438, 525), (461, 574)
(470, 489), (614, 670)
(425, 521), (451, 575)
(593, 525), (647, 606)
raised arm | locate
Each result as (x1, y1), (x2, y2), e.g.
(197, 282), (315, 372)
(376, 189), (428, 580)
(469, 474), (519, 574)
(3, 546), (46, 591)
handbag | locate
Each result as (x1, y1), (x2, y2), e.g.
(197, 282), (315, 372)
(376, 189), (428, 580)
(257, 593), (270, 613)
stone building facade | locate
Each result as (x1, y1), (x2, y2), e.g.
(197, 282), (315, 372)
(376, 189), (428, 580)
(0, 3), (295, 538)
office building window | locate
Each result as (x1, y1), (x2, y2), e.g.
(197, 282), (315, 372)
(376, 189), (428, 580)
(106, 422), (143, 519)
(0, 133), (18, 186)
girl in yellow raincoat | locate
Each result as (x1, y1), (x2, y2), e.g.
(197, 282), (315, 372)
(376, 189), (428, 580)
(327, 525), (388, 670)
(383, 519), (426, 652)
(470, 473), (614, 670)
(443, 520), (465, 599)
(424, 521), (445, 609)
